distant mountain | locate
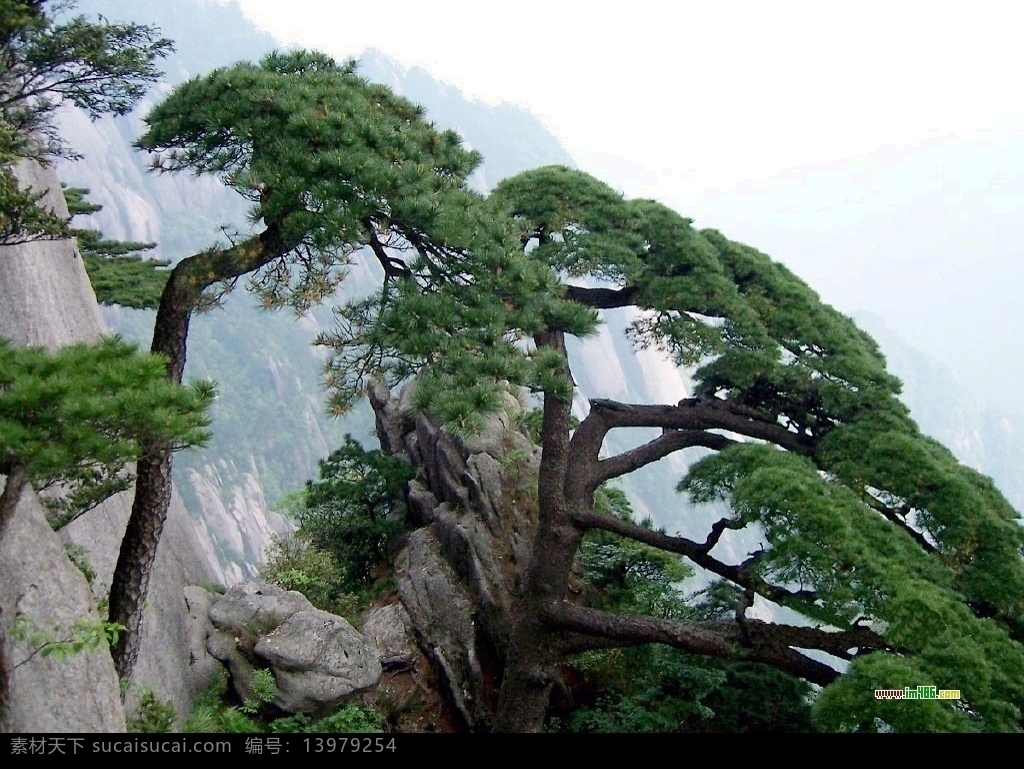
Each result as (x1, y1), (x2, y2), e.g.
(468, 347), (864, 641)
(857, 312), (1024, 513)
(690, 129), (1024, 417)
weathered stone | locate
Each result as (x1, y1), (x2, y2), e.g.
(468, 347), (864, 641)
(0, 158), (222, 732)
(0, 160), (104, 348)
(362, 602), (416, 661)
(396, 527), (489, 730)
(370, 378), (543, 732)
(0, 481), (125, 733)
(254, 610), (382, 716)
(208, 582), (313, 651)
(183, 586), (222, 697)
(205, 582), (382, 715)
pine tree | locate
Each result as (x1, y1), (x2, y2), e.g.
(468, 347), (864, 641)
(110, 48), (488, 683)
(64, 185), (169, 309)
(126, 48), (1024, 731)
(316, 164), (1024, 732)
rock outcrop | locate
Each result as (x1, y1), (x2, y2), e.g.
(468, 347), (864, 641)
(368, 379), (541, 731)
(206, 582), (382, 716)
(0, 158), (221, 731)
(0, 483), (126, 732)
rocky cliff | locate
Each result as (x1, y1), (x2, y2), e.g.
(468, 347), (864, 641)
(0, 158), (221, 731)
(367, 379), (542, 731)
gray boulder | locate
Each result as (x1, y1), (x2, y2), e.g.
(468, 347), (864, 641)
(206, 582), (381, 716)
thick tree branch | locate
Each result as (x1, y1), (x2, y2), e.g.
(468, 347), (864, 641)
(592, 429), (737, 487)
(362, 219), (410, 279)
(564, 284), (638, 308)
(705, 515), (747, 552)
(547, 602), (856, 687)
(591, 397), (815, 455)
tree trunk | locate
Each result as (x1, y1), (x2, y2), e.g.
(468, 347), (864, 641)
(106, 256), (196, 685)
(106, 229), (286, 684)
(494, 330), (579, 732)
(107, 448), (173, 683)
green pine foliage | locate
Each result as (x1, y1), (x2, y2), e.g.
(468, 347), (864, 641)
(62, 185), (171, 309)
(0, 336), (214, 524)
(550, 488), (815, 733)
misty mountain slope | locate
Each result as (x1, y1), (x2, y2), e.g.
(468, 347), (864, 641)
(691, 128), (1024, 416)
(857, 312), (1024, 513)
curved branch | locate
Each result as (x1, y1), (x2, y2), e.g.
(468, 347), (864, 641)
(573, 508), (817, 607)
(362, 220), (410, 280)
(564, 284), (638, 308)
(592, 429), (736, 488)
(590, 397), (815, 455)
(863, 495), (937, 554)
(110, 218), (296, 682)
(705, 515), (747, 552)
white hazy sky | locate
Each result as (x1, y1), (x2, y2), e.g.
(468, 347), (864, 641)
(230, 0), (1024, 209)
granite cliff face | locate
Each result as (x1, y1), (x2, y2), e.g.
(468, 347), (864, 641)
(0, 158), (220, 731)
(367, 379), (542, 731)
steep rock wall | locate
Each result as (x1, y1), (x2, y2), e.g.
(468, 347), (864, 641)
(369, 380), (541, 731)
(0, 158), (220, 731)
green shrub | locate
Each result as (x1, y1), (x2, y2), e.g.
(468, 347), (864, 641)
(127, 686), (176, 733)
(270, 703), (384, 733)
(261, 537), (365, 620)
(261, 435), (413, 618)
(240, 668), (276, 715)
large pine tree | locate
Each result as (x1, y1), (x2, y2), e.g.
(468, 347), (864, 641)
(317, 164), (1024, 732)
(121, 45), (1024, 731)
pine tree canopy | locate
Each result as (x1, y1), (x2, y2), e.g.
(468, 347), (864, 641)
(314, 163), (1024, 732)
(0, 336), (213, 525)
(63, 186), (168, 310)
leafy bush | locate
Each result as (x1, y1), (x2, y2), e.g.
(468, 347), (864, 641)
(270, 703), (384, 733)
(261, 537), (365, 620)
(127, 686), (176, 733)
(261, 435), (412, 616)
(293, 436), (412, 589)
(240, 668), (277, 715)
